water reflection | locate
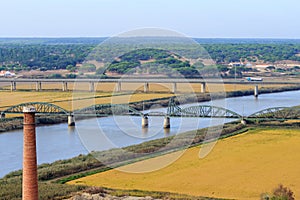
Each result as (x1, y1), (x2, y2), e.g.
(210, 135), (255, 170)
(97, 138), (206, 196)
(164, 128), (171, 136)
(142, 127), (149, 136)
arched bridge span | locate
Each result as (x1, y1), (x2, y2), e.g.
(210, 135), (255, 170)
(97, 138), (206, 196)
(248, 107), (300, 120)
(1, 101), (300, 121)
(74, 104), (143, 117)
(1, 102), (69, 116)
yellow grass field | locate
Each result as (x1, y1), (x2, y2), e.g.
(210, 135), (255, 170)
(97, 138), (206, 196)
(0, 90), (174, 111)
(68, 129), (300, 200)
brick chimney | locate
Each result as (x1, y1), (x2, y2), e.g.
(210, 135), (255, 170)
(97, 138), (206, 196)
(22, 107), (39, 200)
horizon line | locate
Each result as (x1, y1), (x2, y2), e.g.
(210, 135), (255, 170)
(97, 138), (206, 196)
(0, 36), (300, 40)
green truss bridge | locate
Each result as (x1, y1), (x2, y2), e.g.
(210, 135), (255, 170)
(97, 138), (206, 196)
(0, 100), (299, 127)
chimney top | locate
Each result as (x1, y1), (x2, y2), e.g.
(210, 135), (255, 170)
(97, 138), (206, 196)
(23, 106), (36, 113)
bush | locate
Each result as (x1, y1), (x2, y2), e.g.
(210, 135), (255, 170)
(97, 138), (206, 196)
(48, 73), (63, 79)
(272, 184), (295, 200)
(261, 184), (295, 200)
(65, 73), (77, 79)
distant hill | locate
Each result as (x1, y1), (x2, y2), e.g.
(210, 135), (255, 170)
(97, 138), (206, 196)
(106, 48), (198, 77)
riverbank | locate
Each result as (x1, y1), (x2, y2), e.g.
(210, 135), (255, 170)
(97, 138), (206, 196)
(1, 85), (300, 133)
(1, 121), (300, 200)
(1, 120), (248, 200)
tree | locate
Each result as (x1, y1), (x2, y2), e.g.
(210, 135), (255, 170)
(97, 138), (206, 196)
(79, 64), (96, 72)
(66, 65), (76, 72)
(48, 73), (63, 79)
(266, 66), (276, 71)
(65, 73), (77, 79)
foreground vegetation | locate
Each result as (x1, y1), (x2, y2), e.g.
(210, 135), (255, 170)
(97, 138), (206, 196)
(1, 121), (248, 200)
(2, 120), (300, 199)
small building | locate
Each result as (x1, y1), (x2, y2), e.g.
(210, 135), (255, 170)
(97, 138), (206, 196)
(228, 62), (243, 67)
(0, 71), (16, 78)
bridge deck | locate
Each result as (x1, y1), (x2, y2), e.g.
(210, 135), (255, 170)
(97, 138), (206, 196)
(0, 78), (299, 85)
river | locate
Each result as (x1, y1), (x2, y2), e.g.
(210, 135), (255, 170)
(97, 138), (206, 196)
(1, 90), (300, 177)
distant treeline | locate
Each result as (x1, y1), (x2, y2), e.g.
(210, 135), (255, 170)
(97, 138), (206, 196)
(0, 38), (300, 73)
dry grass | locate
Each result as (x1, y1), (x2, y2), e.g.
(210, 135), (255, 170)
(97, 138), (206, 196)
(0, 90), (174, 111)
(68, 129), (300, 200)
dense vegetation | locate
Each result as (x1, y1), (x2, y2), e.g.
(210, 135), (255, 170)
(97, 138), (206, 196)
(204, 43), (300, 63)
(0, 44), (92, 71)
(0, 38), (300, 76)
(107, 48), (198, 76)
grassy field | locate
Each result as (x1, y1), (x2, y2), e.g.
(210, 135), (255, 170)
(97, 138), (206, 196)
(68, 128), (300, 200)
(0, 90), (174, 111)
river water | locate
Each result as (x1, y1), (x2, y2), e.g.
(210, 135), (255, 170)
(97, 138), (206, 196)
(0, 90), (300, 177)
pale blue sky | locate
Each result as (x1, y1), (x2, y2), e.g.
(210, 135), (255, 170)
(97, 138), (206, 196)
(0, 0), (299, 38)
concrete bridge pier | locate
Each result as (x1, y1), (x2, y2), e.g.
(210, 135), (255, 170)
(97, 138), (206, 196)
(62, 82), (68, 92)
(68, 114), (75, 126)
(144, 82), (149, 93)
(89, 82), (95, 92)
(35, 82), (42, 91)
(241, 118), (247, 125)
(116, 82), (122, 92)
(11, 81), (16, 91)
(200, 83), (206, 93)
(142, 116), (149, 128)
(0, 113), (5, 119)
(163, 116), (170, 129)
(172, 83), (177, 93)
(254, 85), (259, 98)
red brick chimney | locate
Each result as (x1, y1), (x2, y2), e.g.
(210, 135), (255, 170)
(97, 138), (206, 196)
(22, 107), (39, 200)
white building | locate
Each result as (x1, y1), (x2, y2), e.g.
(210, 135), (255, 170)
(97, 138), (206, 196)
(0, 71), (16, 78)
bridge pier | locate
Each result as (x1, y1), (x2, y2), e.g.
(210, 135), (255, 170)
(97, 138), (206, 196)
(62, 82), (68, 92)
(89, 82), (95, 92)
(241, 118), (247, 125)
(0, 113), (5, 119)
(144, 82), (149, 93)
(254, 85), (259, 98)
(11, 81), (16, 91)
(35, 82), (42, 91)
(68, 114), (75, 126)
(142, 116), (149, 128)
(116, 82), (122, 92)
(163, 116), (170, 129)
(172, 83), (177, 93)
(200, 83), (206, 93)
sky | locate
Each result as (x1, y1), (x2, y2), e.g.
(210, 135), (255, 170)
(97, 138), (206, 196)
(0, 0), (299, 38)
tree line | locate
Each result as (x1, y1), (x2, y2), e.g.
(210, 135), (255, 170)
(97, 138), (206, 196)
(0, 42), (300, 74)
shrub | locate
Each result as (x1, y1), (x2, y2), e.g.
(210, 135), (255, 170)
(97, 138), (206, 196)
(272, 184), (295, 200)
(261, 184), (295, 200)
